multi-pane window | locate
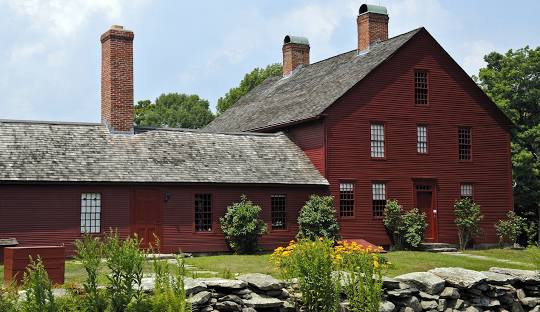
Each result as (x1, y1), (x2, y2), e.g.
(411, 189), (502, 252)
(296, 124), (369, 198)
(195, 194), (212, 232)
(271, 195), (287, 230)
(460, 184), (473, 200)
(81, 193), (101, 233)
(458, 127), (471, 160)
(370, 123), (385, 158)
(415, 71), (428, 105)
(339, 183), (354, 217)
(372, 183), (387, 217)
(417, 125), (428, 154)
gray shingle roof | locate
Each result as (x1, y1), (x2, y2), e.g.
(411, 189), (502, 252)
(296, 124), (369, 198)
(205, 28), (422, 132)
(0, 120), (328, 185)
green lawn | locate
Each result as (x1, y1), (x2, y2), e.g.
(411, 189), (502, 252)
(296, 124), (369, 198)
(0, 248), (534, 286)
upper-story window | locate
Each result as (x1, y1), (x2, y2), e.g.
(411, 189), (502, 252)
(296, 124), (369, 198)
(417, 125), (428, 154)
(195, 193), (212, 232)
(370, 123), (385, 158)
(460, 183), (473, 200)
(415, 71), (428, 105)
(81, 193), (101, 234)
(458, 127), (471, 160)
(271, 195), (287, 230)
(372, 183), (387, 217)
(339, 182), (354, 217)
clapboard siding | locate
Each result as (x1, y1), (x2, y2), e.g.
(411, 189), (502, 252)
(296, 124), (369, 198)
(0, 184), (325, 256)
(286, 120), (327, 177)
(286, 31), (512, 245)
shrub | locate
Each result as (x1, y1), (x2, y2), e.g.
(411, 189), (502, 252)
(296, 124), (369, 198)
(454, 198), (483, 250)
(495, 211), (527, 246)
(383, 199), (404, 250)
(336, 241), (385, 312)
(0, 284), (20, 312)
(400, 208), (427, 249)
(383, 201), (427, 250)
(21, 256), (56, 312)
(220, 195), (268, 253)
(74, 234), (107, 312)
(297, 195), (340, 241)
(104, 230), (146, 312)
(524, 222), (538, 246)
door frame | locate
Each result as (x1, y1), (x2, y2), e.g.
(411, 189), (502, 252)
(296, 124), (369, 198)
(130, 188), (164, 250)
(412, 179), (438, 242)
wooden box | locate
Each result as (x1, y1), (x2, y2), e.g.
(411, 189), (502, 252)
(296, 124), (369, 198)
(0, 238), (19, 265)
(3, 246), (65, 286)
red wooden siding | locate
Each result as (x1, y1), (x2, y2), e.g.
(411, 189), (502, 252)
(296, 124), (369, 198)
(286, 120), (327, 177)
(286, 30), (512, 245)
(0, 184), (325, 256)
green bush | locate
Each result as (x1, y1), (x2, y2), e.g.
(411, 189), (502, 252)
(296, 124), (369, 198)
(524, 222), (538, 246)
(0, 284), (20, 312)
(74, 234), (107, 312)
(297, 195), (340, 241)
(274, 239), (340, 312)
(104, 230), (146, 312)
(383, 199), (404, 250)
(401, 208), (427, 249)
(454, 198), (483, 250)
(220, 195), (268, 254)
(22, 256), (56, 312)
(383, 201), (427, 250)
(495, 211), (527, 246)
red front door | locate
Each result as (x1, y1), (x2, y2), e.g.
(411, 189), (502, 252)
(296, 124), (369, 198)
(132, 190), (163, 250)
(415, 183), (437, 242)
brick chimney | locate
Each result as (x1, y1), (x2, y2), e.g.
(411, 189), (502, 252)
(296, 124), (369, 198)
(282, 35), (310, 77)
(357, 4), (389, 52)
(100, 25), (134, 133)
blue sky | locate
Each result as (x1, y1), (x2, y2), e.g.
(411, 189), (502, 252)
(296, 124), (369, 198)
(1, 0), (539, 122)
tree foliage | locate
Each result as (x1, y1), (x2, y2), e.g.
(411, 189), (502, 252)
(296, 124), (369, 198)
(475, 47), (540, 227)
(135, 93), (215, 129)
(217, 63), (282, 114)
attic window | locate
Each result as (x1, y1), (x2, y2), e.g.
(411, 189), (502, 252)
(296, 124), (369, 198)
(458, 127), (472, 160)
(415, 71), (428, 105)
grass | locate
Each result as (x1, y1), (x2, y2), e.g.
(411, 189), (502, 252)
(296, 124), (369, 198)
(0, 248), (534, 286)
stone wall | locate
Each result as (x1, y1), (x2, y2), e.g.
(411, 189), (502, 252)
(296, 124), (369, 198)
(180, 267), (539, 312)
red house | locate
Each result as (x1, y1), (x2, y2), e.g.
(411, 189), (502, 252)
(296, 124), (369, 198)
(0, 4), (512, 254)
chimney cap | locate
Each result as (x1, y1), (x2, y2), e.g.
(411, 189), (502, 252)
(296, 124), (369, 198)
(359, 4), (388, 16)
(284, 35), (309, 46)
(111, 25), (124, 30)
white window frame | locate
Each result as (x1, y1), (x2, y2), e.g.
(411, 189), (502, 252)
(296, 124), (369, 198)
(370, 123), (385, 158)
(81, 193), (101, 234)
(417, 125), (428, 154)
(372, 183), (387, 217)
(460, 183), (473, 200)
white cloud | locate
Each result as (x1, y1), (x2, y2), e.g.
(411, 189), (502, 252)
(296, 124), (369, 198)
(461, 40), (496, 75)
(4, 0), (148, 65)
(385, 0), (460, 35)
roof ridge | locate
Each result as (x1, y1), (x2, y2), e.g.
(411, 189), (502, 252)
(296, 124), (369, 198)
(136, 126), (282, 137)
(0, 119), (102, 126)
(308, 27), (424, 67)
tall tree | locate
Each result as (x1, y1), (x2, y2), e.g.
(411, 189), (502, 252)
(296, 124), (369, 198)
(135, 93), (215, 129)
(217, 63), (282, 114)
(475, 46), (540, 230)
